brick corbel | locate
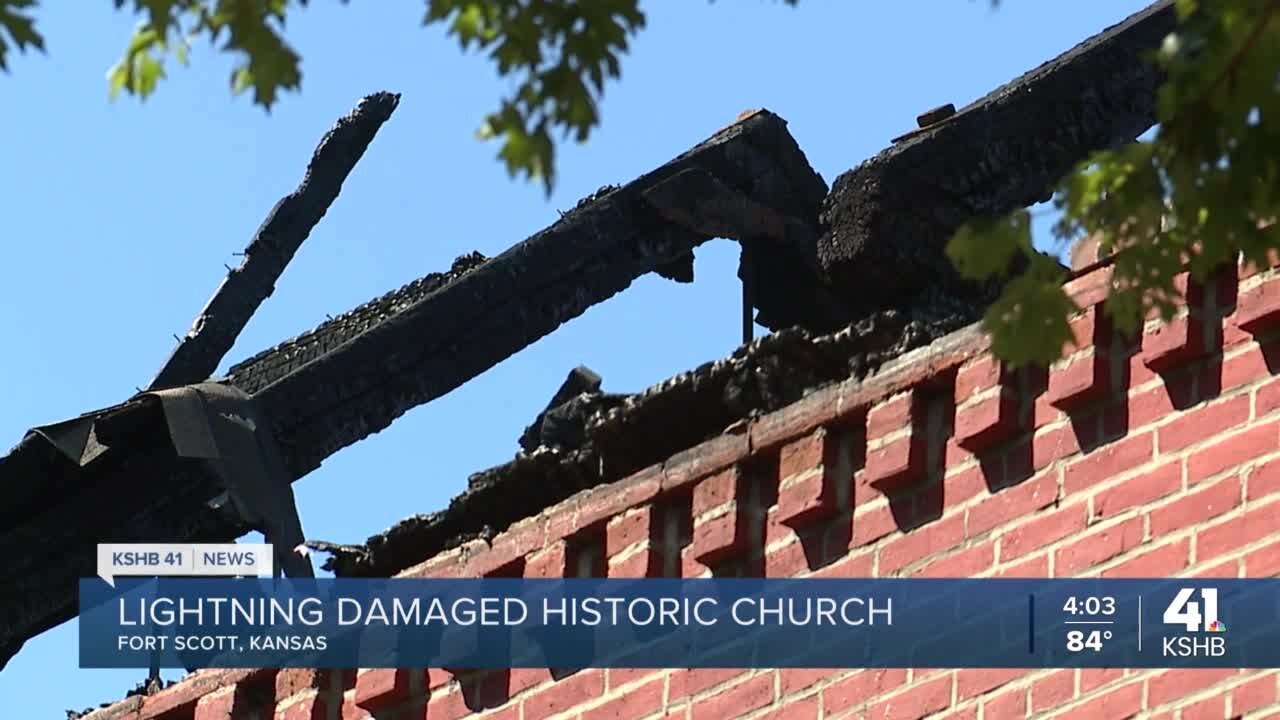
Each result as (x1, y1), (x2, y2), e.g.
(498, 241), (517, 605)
(1047, 305), (1113, 410)
(1145, 265), (1235, 371)
(953, 354), (1019, 452)
(1236, 268), (1280, 335)
(861, 390), (920, 491)
(354, 668), (429, 715)
(774, 425), (856, 530)
(683, 467), (746, 573)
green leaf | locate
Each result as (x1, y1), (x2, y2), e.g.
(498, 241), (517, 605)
(981, 254), (1076, 369)
(0, 0), (45, 72)
(424, 0), (646, 195)
(107, 24), (167, 101)
(132, 0), (184, 37)
(212, 0), (303, 109)
(104, 0), (303, 110)
(947, 209), (1031, 281)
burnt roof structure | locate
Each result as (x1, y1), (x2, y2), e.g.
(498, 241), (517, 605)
(812, 0), (1173, 328)
(0, 0), (1175, 671)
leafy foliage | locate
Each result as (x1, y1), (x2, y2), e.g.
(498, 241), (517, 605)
(102, 1), (301, 108)
(0, 0), (651, 194)
(425, 0), (644, 193)
(947, 210), (1077, 367)
(948, 0), (1280, 367)
(0, 0), (42, 71)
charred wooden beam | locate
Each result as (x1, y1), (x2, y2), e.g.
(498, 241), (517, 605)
(255, 111), (828, 479)
(640, 162), (848, 332)
(149, 91), (401, 391)
(0, 252), (500, 667)
(814, 0), (1175, 325)
(225, 252), (491, 395)
(518, 366), (606, 453)
(0, 110), (827, 667)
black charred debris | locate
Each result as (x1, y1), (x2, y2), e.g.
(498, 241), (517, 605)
(2, 0), (1175, 673)
(308, 303), (980, 578)
(306, 0), (1175, 578)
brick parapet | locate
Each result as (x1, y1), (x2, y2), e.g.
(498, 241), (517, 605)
(82, 255), (1280, 720)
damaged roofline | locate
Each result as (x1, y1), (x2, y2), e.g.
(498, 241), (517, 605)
(0, 108), (829, 668)
(0, 0), (1175, 670)
(311, 311), (994, 579)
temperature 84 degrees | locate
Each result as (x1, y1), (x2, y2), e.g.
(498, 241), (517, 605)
(1061, 595), (1115, 653)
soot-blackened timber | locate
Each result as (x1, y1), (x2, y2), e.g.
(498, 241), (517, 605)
(0, 0), (1178, 674)
(0, 110), (827, 667)
(813, 0), (1174, 327)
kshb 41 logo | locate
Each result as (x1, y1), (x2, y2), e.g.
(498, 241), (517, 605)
(1161, 588), (1227, 657)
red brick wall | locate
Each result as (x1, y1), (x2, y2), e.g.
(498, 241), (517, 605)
(85, 255), (1280, 720)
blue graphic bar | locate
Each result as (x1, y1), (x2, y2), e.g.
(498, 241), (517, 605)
(78, 578), (1280, 669)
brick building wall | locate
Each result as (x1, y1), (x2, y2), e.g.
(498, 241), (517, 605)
(83, 255), (1280, 719)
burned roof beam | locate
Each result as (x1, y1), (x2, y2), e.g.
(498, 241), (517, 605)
(813, 0), (1175, 325)
(149, 92), (401, 391)
(641, 163), (852, 332)
(0, 110), (827, 667)
(224, 252), (490, 396)
(0, 92), (401, 546)
(189, 1), (1187, 580)
(0, 445), (231, 669)
(255, 110), (829, 478)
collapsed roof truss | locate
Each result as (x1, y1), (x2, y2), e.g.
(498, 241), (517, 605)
(0, 0), (1174, 670)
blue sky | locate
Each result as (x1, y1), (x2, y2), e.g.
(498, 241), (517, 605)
(0, 1), (1152, 715)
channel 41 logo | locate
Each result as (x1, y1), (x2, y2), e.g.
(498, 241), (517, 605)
(1161, 587), (1227, 657)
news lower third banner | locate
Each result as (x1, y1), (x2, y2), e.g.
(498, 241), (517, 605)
(78, 577), (1280, 669)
